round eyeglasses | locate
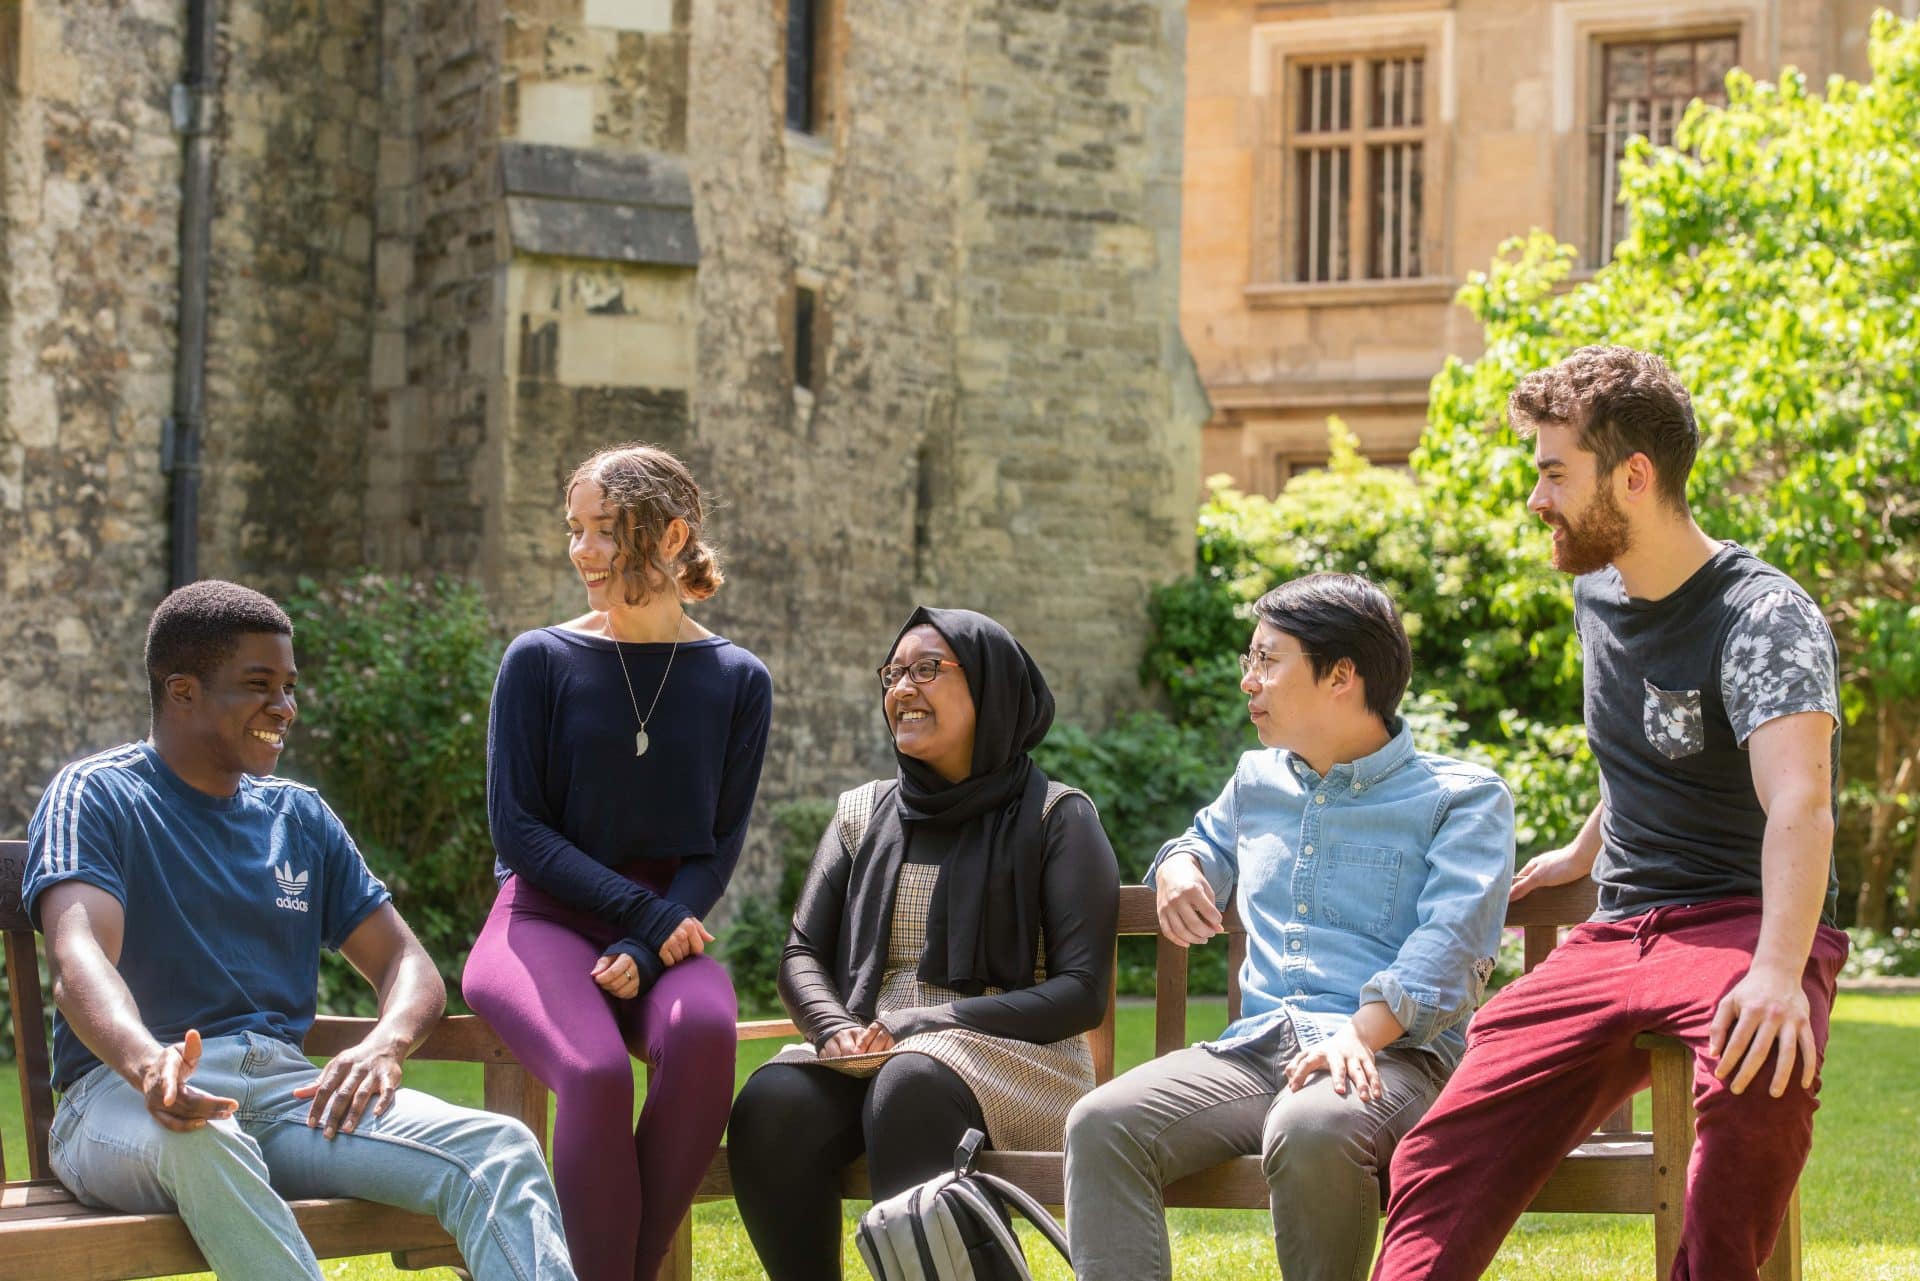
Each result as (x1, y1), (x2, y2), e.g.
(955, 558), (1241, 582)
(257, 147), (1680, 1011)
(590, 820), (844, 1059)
(1237, 649), (1316, 683)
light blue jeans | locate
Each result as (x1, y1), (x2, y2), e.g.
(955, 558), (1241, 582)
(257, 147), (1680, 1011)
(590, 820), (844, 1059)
(49, 1032), (575, 1281)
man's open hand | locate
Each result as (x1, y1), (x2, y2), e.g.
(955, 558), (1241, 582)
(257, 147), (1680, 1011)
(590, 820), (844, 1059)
(135, 1029), (238, 1132)
(1285, 1023), (1383, 1102)
(1509, 844), (1592, 902)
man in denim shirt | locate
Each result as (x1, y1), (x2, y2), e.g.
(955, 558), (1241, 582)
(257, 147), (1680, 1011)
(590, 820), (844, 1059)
(1064, 573), (1514, 1281)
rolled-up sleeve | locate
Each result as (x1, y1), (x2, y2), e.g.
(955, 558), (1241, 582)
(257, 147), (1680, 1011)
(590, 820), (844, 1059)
(1359, 776), (1514, 1046)
(1145, 765), (1240, 905)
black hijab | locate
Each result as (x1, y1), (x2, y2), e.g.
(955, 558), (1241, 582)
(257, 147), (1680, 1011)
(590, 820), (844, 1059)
(842, 606), (1056, 1006)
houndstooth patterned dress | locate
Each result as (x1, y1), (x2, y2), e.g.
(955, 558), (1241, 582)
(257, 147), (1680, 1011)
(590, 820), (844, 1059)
(772, 846), (1096, 1151)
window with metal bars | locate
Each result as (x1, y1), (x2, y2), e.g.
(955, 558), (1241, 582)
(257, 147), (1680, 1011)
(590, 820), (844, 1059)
(1591, 33), (1737, 263)
(1286, 55), (1426, 284)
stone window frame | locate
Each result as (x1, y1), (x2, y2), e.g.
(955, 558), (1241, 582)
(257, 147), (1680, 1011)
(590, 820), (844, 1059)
(786, 271), (829, 411)
(1274, 450), (1411, 488)
(1246, 10), (1457, 309)
(1547, 0), (1772, 271)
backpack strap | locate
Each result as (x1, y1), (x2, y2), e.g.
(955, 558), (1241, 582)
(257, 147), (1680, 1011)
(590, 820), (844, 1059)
(839, 779), (1092, 857)
(835, 779), (886, 855)
(956, 1170), (1072, 1267)
(1041, 780), (1093, 823)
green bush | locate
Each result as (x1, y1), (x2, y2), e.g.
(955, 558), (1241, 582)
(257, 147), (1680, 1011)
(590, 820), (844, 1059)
(1842, 927), (1920, 980)
(282, 573), (504, 1013)
(1147, 423), (1582, 744)
(1036, 438), (1605, 995)
(721, 798), (834, 1015)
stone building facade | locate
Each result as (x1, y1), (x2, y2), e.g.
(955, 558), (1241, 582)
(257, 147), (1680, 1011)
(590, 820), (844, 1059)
(1184, 0), (1909, 494)
(0, 0), (1205, 876)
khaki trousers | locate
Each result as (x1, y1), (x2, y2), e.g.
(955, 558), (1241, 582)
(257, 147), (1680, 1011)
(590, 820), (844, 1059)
(1065, 1025), (1445, 1281)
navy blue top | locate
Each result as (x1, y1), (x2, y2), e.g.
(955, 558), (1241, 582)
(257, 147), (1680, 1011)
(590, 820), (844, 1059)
(25, 743), (391, 1091)
(486, 626), (773, 977)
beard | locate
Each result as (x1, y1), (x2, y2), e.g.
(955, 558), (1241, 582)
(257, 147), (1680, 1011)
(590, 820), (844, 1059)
(1545, 484), (1632, 576)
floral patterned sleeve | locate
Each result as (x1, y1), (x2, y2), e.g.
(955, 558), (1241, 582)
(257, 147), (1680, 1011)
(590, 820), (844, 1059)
(1719, 589), (1840, 747)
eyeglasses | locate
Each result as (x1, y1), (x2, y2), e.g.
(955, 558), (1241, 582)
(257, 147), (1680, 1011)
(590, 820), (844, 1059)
(877, 657), (962, 690)
(1238, 649), (1316, 683)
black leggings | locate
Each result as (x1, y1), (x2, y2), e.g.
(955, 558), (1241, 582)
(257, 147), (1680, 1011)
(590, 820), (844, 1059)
(729, 1053), (1003, 1280)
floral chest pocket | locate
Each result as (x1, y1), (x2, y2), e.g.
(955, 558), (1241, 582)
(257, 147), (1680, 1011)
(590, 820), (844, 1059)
(1642, 680), (1705, 760)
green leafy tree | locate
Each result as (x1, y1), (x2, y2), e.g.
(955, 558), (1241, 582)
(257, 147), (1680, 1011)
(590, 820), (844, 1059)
(1421, 12), (1920, 925)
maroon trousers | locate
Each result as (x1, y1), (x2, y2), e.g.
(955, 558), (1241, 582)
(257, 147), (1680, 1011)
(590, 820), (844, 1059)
(1372, 897), (1848, 1281)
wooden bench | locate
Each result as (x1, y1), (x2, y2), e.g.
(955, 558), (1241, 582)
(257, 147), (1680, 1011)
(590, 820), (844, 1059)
(664, 879), (1802, 1281)
(0, 838), (550, 1281)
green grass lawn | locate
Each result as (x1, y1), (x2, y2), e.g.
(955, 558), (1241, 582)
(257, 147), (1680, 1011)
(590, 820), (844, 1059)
(4, 994), (1915, 1280)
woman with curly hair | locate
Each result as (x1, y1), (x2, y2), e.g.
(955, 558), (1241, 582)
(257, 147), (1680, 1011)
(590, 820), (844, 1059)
(464, 443), (772, 1281)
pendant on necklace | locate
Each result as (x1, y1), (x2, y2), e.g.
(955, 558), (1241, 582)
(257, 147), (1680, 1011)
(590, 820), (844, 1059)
(635, 728), (650, 758)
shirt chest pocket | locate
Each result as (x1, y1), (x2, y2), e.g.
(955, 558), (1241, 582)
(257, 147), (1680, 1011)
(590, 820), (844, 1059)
(1642, 680), (1705, 760)
(1318, 843), (1403, 935)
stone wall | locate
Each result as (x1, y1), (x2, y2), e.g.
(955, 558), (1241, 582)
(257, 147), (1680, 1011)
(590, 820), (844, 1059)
(199, 0), (381, 584)
(0, 0), (1205, 870)
(482, 0), (1203, 887)
(363, 0), (510, 575)
(940, 0), (1201, 727)
(0, 0), (183, 823)
(681, 0), (974, 826)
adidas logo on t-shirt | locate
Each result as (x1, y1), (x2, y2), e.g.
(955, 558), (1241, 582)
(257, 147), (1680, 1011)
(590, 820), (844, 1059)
(274, 860), (310, 913)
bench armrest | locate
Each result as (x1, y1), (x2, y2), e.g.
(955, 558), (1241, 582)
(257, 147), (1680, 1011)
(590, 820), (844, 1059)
(737, 1018), (800, 1042)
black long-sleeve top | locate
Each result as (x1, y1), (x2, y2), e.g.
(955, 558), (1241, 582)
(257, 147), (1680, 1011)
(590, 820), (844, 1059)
(486, 626), (773, 982)
(778, 791), (1118, 1049)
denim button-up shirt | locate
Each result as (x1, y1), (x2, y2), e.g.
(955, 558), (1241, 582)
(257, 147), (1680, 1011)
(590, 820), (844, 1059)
(1146, 721), (1515, 1071)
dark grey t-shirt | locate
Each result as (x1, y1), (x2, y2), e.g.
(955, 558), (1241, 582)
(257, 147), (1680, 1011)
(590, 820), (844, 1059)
(1575, 543), (1841, 925)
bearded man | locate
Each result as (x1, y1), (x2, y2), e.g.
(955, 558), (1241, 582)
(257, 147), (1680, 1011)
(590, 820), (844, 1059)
(1372, 345), (1847, 1281)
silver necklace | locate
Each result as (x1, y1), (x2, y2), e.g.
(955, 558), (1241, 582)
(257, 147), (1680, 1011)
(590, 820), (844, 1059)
(611, 625), (681, 757)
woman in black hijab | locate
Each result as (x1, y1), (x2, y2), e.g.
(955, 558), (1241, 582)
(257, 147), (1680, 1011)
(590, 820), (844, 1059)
(729, 607), (1119, 1280)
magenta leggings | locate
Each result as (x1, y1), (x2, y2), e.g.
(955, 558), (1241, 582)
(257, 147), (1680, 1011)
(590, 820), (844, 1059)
(463, 868), (737, 1281)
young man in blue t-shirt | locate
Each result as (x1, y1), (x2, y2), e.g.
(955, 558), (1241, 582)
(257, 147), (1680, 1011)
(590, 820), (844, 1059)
(25, 580), (576, 1281)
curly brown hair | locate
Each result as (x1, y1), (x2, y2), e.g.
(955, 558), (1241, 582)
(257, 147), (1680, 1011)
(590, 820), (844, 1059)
(566, 443), (723, 606)
(1508, 345), (1698, 511)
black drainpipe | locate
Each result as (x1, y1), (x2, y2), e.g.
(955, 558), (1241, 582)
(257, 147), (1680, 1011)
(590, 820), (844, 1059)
(163, 0), (218, 588)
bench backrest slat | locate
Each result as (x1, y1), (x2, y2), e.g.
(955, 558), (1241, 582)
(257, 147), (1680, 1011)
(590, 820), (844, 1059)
(2, 838), (56, 1183)
(0, 845), (1609, 1188)
(1110, 876), (1600, 1068)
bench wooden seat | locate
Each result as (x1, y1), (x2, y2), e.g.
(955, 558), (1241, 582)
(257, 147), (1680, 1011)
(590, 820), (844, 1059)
(664, 878), (1801, 1281)
(5, 828), (1801, 1280)
(0, 839), (549, 1281)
